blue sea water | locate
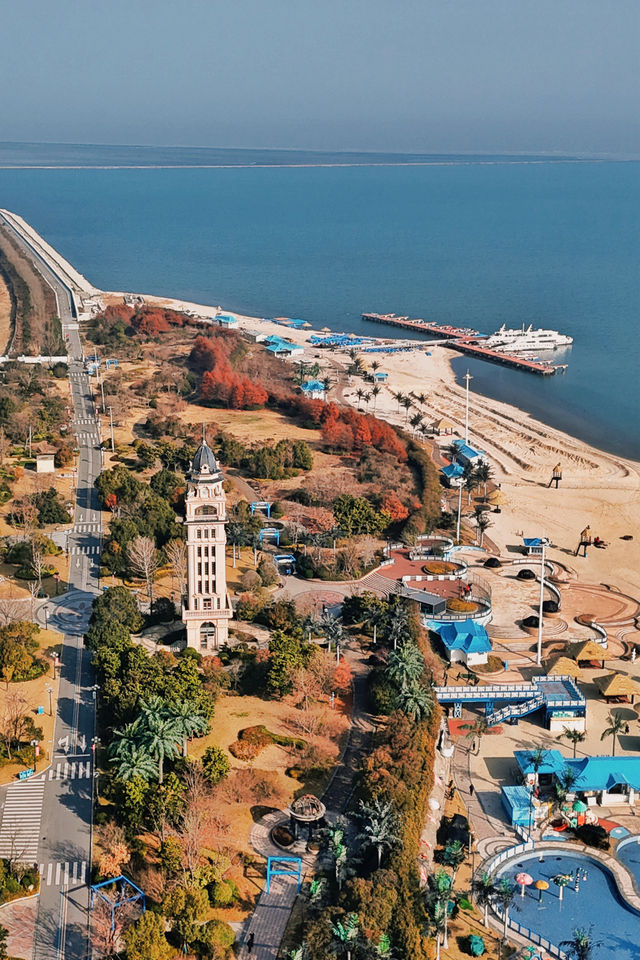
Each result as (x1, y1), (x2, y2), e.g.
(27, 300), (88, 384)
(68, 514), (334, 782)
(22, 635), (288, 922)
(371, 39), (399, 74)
(0, 143), (637, 458)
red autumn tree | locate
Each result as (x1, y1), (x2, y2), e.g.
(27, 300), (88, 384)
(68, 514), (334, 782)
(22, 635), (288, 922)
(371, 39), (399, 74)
(381, 492), (410, 522)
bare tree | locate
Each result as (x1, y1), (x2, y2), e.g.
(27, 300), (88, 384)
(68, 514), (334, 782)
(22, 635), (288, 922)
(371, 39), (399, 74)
(31, 543), (45, 596)
(127, 535), (159, 611)
(0, 428), (9, 466)
(164, 539), (187, 609)
(0, 693), (30, 759)
(10, 497), (38, 543)
(0, 599), (29, 628)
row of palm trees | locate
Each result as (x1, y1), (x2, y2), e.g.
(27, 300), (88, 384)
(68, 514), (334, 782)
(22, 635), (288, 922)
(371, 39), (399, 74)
(108, 696), (208, 784)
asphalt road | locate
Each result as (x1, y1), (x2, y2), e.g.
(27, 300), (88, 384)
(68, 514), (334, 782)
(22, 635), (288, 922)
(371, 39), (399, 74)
(0, 214), (100, 959)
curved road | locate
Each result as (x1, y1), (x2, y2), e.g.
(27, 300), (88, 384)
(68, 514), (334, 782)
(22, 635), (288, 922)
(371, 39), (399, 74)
(0, 213), (100, 959)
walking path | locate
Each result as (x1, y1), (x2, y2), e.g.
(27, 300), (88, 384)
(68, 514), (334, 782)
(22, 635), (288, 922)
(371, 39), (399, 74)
(237, 642), (375, 959)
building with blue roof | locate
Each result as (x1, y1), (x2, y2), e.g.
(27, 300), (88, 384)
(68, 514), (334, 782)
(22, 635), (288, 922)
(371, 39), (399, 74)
(451, 438), (488, 468)
(513, 749), (640, 809)
(300, 379), (326, 400)
(264, 336), (304, 358)
(433, 619), (492, 667)
(214, 313), (238, 328)
(441, 463), (465, 483)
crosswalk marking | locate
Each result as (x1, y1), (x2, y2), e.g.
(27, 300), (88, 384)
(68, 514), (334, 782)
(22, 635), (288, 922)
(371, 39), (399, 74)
(73, 522), (101, 532)
(70, 545), (101, 556)
(39, 861), (88, 887)
(47, 760), (91, 780)
(0, 779), (45, 862)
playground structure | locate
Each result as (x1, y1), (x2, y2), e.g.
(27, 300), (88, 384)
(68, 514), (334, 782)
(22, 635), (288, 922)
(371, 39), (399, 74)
(90, 875), (145, 930)
(250, 500), (273, 518)
(265, 856), (303, 894)
(259, 527), (280, 546)
(434, 675), (586, 729)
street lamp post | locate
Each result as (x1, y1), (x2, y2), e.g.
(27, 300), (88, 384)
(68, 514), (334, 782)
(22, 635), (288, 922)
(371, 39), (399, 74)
(45, 683), (53, 716)
(463, 370), (473, 444)
(31, 739), (39, 773)
(536, 539), (549, 667)
(455, 481), (463, 544)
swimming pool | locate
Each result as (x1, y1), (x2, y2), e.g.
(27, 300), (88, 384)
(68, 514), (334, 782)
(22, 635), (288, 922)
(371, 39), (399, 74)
(496, 851), (640, 960)
(618, 837), (640, 890)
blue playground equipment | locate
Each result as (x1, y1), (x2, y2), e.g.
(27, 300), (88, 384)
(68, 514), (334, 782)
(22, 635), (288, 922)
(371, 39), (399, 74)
(259, 527), (280, 546)
(266, 856), (303, 894)
(90, 875), (146, 930)
(250, 500), (273, 518)
(434, 675), (585, 727)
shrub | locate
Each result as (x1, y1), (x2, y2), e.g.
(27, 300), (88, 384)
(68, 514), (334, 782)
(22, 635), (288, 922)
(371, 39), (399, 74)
(574, 823), (610, 850)
(446, 598), (477, 613)
(210, 878), (238, 907)
(369, 670), (396, 715)
(202, 745), (231, 785)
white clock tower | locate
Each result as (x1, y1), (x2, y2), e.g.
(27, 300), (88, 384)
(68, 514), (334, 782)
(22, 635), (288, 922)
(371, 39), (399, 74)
(182, 436), (232, 650)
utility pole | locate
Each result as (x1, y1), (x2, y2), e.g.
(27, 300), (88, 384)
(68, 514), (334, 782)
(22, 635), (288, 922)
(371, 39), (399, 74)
(463, 370), (473, 444)
(456, 481), (463, 543)
(108, 406), (115, 452)
(536, 539), (548, 666)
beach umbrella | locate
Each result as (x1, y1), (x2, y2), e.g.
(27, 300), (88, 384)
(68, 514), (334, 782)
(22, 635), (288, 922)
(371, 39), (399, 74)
(321, 326), (331, 333)
(535, 879), (549, 902)
(572, 800), (588, 813)
(515, 872), (533, 898)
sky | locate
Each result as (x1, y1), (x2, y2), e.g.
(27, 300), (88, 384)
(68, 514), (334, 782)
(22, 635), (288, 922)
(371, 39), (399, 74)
(1, 0), (638, 155)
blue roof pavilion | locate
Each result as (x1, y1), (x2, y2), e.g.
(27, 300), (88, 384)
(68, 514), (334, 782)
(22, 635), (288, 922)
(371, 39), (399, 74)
(451, 439), (487, 466)
(442, 463), (464, 482)
(515, 749), (567, 778)
(300, 380), (326, 398)
(434, 620), (491, 666)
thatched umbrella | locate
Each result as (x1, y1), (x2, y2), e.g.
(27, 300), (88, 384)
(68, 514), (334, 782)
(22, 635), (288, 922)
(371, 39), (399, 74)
(487, 489), (506, 506)
(568, 639), (615, 669)
(594, 671), (640, 704)
(545, 656), (582, 680)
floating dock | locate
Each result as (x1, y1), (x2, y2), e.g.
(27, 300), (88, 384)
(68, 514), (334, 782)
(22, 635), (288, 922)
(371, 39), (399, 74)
(362, 312), (562, 376)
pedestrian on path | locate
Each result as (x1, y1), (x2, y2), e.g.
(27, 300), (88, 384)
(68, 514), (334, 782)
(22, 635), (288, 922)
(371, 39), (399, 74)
(247, 932), (255, 952)
(469, 783), (475, 797)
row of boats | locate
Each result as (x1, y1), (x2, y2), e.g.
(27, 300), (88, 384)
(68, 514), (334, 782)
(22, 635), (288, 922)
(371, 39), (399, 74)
(483, 323), (573, 354)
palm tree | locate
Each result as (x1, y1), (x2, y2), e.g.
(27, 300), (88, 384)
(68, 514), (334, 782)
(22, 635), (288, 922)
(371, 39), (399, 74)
(387, 642), (425, 689)
(111, 744), (157, 783)
(400, 396), (413, 423)
(415, 392), (427, 409)
(168, 699), (208, 757)
(472, 871), (495, 927)
(555, 764), (580, 803)
(493, 876), (516, 941)
(371, 384), (381, 411)
(395, 681), (434, 721)
(322, 376), (332, 399)
(560, 726), (586, 758)
(318, 611), (345, 659)
(409, 412), (424, 437)
(463, 466), (477, 505)
(331, 913), (360, 960)
(475, 513), (493, 547)
(460, 716), (489, 755)
(528, 746), (547, 785)
(355, 798), (400, 868)
(392, 391), (404, 413)
(425, 869), (453, 953)
(370, 360), (380, 373)
(355, 388), (365, 409)
(601, 710), (626, 756)
(108, 717), (145, 765)
(474, 461), (492, 499)
(139, 700), (181, 784)
(363, 391), (372, 410)
(560, 926), (600, 960)
(385, 604), (410, 651)
(364, 603), (385, 645)
(442, 839), (465, 884)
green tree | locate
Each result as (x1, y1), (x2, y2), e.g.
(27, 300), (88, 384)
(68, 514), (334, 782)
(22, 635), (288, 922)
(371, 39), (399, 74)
(333, 494), (388, 537)
(84, 619), (131, 654)
(560, 726), (587, 758)
(332, 913), (360, 959)
(441, 839), (465, 883)
(257, 555), (279, 587)
(355, 798), (400, 869)
(0, 923), (8, 960)
(600, 710), (626, 756)
(123, 911), (174, 960)
(267, 630), (309, 697)
(202, 745), (231, 785)
(494, 876), (516, 941)
(460, 717), (489, 755)
(90, 586), (143, 633)
(162, 884), (209, 953)
(555, 764), (581, 803)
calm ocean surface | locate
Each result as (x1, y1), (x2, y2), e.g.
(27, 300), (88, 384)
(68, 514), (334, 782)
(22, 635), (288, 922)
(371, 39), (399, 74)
(0, 144), (637, 459)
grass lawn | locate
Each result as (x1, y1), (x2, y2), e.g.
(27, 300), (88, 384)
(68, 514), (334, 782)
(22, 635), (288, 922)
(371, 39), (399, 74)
(0, 626), (64, 784)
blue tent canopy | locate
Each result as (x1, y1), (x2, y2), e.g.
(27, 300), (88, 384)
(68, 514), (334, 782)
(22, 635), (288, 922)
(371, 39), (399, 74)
(442, 463), (464, 480)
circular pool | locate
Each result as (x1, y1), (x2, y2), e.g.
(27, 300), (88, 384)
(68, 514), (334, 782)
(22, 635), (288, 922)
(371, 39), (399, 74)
(496, 851), (640, 959)
(617, 836), (640, 889)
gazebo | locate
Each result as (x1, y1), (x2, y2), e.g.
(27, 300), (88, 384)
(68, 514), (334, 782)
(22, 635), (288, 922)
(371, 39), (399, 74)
(432, 418), (455, 436)
(595, 672), (640, 705)
(545, 656), (582, 680)
(288, 794), (326, 841)
(569, 640), (615, 669)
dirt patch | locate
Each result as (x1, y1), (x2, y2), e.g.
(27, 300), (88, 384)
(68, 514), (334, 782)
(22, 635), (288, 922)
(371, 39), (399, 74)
(0, 226), (61, 356)
(0, 272), (12, 355)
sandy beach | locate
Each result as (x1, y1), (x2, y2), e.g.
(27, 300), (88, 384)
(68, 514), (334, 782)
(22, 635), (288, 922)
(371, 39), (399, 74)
(98, 289), (640, 600)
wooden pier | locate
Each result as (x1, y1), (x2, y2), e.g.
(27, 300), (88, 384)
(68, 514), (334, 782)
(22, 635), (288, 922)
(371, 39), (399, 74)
(447, 339), (557, 375)
(362, 312), (479, 340)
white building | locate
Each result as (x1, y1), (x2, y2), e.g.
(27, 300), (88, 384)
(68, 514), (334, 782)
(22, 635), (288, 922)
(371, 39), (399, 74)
(182, 438), (232, 651)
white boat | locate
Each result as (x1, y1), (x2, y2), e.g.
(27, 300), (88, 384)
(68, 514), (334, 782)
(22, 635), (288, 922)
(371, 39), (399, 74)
(484, 324), (573, 353)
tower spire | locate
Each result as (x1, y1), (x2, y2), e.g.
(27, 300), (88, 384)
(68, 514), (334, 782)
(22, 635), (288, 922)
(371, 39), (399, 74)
(202, 422), (206, 444)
